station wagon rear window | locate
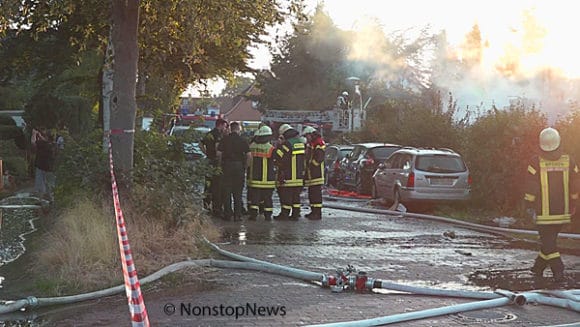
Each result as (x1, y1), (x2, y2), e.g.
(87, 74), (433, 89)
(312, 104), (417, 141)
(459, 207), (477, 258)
(416, 155), (467, 173)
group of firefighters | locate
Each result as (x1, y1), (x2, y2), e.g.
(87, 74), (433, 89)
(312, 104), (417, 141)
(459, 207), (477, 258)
(199, 120), (577, 283)
(200, 119), (326, 222)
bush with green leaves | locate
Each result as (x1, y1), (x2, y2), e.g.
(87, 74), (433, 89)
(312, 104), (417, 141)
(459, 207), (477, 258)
(0, 138), (28, 183)
(53, 130), (109, 207)
(131, 129), (214, 226)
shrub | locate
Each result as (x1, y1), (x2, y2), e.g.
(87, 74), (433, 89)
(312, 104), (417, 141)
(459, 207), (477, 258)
(458, 103), (546, 214)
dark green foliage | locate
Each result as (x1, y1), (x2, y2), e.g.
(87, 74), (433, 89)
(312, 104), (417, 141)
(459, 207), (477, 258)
(131, 130), (214, 226)
(0, 115), (26, 149)
(0, 139), (27, 179)
(462, 102), (546, 212)
(53, 130), (109, 207)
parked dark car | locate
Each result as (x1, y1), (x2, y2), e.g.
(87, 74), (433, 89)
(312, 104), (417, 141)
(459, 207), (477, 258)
(324, 144), (354, 187)
(338, 142), (402, 194)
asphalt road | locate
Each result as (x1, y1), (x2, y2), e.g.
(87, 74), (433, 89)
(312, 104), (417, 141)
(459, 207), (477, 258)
(3, 204), (580, 327)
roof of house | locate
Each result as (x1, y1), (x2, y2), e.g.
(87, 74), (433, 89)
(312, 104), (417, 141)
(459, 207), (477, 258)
(223, 82), (262, 122)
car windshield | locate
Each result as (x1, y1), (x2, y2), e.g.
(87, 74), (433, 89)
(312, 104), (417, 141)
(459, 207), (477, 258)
(372, 147), (400, 160)
(416, 155), (466, 173)
(339, 148), (353, 158)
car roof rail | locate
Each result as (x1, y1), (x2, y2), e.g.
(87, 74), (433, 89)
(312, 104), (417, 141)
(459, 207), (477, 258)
(438, 147), (457, 153)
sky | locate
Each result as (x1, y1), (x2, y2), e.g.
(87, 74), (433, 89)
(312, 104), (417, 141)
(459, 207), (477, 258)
(191, 0), (580, 120)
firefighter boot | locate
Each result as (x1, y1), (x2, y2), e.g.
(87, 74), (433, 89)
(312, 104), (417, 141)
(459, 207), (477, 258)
(306, 207), (322, 220)
(290, 207), (301, 220)
(274, 209), (290, 220)
(531, 257), (547, 278)
(264, 212), (272, 221)
(550, 258), (565, 283)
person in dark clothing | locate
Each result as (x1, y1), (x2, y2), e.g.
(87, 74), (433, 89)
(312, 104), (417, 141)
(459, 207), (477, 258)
(33, 129), (56, 201)
(248, 125), (276, 220)
(218, 122), (251, 221)
(273, 124), (305, 220)
(302, 126), (325, 220)
(524, 127), (579, 283)
(200, 118), (228, 217)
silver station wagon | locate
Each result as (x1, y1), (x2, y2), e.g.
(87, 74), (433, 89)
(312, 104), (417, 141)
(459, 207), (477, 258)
(371, 147), (471, 204)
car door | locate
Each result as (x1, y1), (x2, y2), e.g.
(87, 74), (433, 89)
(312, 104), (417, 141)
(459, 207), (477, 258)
(393, 154), (413, 189)
(378, 153), (401, 199)
(343, 146), (362, 185)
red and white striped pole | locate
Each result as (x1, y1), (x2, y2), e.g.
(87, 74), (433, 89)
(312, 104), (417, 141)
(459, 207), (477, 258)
(108, 131), (150, 326)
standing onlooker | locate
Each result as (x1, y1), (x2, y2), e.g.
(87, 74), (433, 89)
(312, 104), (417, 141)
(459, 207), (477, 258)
(33, 129), (56, 201)
(524, 127), (579, 283)
(200, 118), (228, 217)
(218, 122), (250, 221)
(247, 125), (276, 220)
(273, 124), (305, 220)
(302, 126), (325, 220)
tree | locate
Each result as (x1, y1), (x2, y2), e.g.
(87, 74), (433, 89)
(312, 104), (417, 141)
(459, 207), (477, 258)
(0, 0), (305, 175)
(258, 5), (350, 110)
(109, 0), (139, 173)
(220, 75), (255, 98)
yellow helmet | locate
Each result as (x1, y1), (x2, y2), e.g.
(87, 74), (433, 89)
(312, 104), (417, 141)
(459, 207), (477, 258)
(539, 127), (560, 152)
(278, 124), (293, 135)
(256, 125), (273, 136)
(302, 126), (316, 135)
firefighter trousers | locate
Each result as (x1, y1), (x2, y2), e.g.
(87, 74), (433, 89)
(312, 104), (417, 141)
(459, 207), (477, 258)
(248, 187), (274, 219)
(278, 186), (302, 218)
(307, 184), (323, 216)
(531, 224), (564, 278)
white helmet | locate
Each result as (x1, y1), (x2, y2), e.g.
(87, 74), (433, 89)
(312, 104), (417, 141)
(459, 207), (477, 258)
(342, 91), (349, 97)
(279, 124), (293, 135)
(539, 127), (560, 152)
(256, 125), (272, 136)
(302, 126), (316, 135)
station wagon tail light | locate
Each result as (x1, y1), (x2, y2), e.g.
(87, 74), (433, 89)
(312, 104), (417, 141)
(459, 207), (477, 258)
(363, 158), (375, 166)
(407, 172), (415, 187)
(468, 174), (472, 185)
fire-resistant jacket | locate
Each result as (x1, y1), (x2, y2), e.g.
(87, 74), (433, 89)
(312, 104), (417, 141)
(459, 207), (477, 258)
(304, 136), (326, 187)
(273, 136), (305, 187)
(524, 153), (580, 225)
(248, 141), (276, 189)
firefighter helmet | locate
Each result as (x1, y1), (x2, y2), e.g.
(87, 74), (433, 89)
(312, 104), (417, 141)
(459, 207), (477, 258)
(279, 124), (293, 135)
(539, 127), (560, 152)
(256, 125), (272, 136)
(302, 126), (316, 135)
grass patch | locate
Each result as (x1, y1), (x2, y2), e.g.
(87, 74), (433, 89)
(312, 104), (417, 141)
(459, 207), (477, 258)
(32, 197), (220, 296)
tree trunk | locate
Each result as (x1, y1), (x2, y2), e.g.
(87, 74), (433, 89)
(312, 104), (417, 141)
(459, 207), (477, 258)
(110, 0), (139, 176)
(102, 36), (114, 152)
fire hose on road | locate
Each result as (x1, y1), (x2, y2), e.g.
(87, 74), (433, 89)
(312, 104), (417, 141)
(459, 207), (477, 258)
(0, 239), (579, 325)
(323, 201), (580, 240)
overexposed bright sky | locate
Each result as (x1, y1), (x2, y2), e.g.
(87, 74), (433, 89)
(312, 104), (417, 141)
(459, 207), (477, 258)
(248, 0), (580, 76)
(194, 0), (580, 107)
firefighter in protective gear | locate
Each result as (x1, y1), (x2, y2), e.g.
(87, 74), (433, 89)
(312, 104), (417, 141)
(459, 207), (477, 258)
(303, 126), (325, 220)
(524, 127), (579, 282)
(247, 126), (276, 220)
(273, 124), (305, 220)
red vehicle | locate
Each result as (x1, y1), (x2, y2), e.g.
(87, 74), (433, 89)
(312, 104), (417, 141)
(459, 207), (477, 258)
(162, 113), (222, 134)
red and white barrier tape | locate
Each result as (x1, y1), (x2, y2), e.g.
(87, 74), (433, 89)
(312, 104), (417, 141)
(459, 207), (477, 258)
(108, 136), (150, 326)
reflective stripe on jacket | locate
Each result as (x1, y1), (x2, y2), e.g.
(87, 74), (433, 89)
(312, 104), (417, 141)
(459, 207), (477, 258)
(274, 137), (305, 187)
(248, 142), (276, 189)
(524, 154), (580, 225)
(304, 138), (325, 187)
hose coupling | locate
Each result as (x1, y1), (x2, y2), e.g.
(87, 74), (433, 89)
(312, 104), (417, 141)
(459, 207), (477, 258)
(26, 296), (39, 308)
